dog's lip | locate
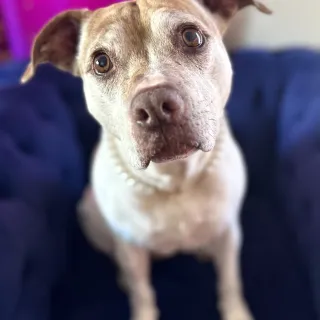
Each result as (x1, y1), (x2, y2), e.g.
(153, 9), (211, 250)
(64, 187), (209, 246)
(150, 145), (198, 164)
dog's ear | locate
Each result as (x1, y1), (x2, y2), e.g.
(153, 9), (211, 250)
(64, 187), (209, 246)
(21, 9), (90, 83)
(198, 0), (272, 32)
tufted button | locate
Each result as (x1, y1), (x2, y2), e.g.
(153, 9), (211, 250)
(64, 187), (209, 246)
(0, 182), (12, 199)
(315, 131), (320, 150)
(252, 89), (263, 110)
(39, 111), (53, 123)
(18, 142), (34, 156)
(282, 161), (295, 179)
(299, 197), (313, 214)
(22, 258), (33, 281)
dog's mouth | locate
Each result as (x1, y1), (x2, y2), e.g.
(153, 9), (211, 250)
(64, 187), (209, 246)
(150, 144), (198, 164)
(130, 122), (217, 169)
(132, 137), (210, 169)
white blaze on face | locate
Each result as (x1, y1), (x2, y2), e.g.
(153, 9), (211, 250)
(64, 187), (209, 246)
(78, 2), (234, 168)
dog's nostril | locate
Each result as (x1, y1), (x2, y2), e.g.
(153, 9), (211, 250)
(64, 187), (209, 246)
(136, 108), (149, 122)
(162, 102), (174, 114)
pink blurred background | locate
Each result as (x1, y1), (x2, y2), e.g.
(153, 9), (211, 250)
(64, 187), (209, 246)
(0, 0), (119, 60)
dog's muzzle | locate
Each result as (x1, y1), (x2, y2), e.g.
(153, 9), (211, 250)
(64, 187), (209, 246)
(129, 86), (199, 164)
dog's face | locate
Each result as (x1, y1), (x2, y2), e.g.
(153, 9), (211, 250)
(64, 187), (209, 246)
(21, 0), (270, 169)
(81, 0), (233, 169)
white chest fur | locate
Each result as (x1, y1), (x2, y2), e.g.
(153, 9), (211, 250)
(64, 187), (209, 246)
(79, 121), (247, 257)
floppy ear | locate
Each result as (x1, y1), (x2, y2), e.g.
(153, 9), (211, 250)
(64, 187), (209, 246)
(198, 0), (272, 32)
(21, 9), (90, 83)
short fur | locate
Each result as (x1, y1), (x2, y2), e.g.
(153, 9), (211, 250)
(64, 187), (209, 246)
(21, 1), (271, 319)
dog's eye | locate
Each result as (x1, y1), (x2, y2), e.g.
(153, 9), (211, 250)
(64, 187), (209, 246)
(93, 53), (112, 75)
(182, 28), (204, 47)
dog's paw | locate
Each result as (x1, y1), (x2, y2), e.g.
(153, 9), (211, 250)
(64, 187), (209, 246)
(222, 305), (254, 320)
(132, 306), (159, 320)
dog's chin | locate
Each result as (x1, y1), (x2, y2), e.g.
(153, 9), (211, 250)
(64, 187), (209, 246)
(137, 144), (202, 169)
(151, 146), (198, 164)
(128, 133), (217, 170)
(128, 144), (199, 170)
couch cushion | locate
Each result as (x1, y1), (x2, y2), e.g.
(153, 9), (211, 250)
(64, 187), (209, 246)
(0, 81), (84, 320)
(277, 67), (320, 319)
(0, 50), (319, 320)
(52, 50), (318, 320)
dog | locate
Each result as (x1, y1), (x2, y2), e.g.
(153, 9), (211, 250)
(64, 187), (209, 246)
(21, 1), (271, 319)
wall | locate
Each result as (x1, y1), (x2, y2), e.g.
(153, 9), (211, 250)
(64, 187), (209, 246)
(2, 0), (319, 59)
(0, 0), (120, 59)
(225, 0), (320, 49)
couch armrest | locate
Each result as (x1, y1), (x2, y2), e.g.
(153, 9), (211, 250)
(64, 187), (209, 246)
(277, 68), (320, 318)
(0, 60), (28, 88)
(0, 81), (84, 320)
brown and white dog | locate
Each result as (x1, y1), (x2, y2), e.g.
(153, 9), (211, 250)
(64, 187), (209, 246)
(21, 1), (271, 319)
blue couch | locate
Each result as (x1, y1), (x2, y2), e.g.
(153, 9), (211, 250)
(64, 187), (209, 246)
(0, 50), (319, 320)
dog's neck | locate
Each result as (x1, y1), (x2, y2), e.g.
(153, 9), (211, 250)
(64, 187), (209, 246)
(105, 117), (227, 194)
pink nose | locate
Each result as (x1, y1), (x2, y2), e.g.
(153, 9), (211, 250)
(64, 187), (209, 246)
(130, 86), (185, 128)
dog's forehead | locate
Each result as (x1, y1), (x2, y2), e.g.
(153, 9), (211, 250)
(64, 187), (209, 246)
(86, 2), (140, 36)
(79, 0), (208, 61)
(137, 0), (202, 13)
(85, 0), (204, 36)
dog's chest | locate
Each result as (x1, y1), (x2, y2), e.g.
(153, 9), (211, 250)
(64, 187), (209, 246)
(102, 178), (230, 255)
(89, 136), (246, 255)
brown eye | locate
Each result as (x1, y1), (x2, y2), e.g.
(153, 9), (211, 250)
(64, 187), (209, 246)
(182, 28), (204, 47)
(93, 53), (112, 75)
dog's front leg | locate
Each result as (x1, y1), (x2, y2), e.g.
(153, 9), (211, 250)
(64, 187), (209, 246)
(115, 241), (158, 320)
(212, 223), (253, 320)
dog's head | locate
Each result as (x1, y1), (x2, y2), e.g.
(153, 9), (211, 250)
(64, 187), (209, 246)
(21, 0), (271, 169)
